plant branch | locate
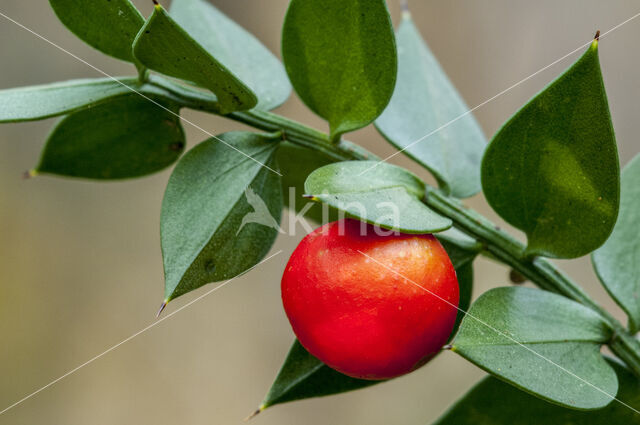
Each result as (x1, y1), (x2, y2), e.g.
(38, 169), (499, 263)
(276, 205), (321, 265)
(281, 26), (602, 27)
(150, 79), (640, 375)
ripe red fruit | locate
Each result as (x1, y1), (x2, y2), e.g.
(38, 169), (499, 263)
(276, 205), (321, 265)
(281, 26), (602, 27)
(281, 218), (459, 380)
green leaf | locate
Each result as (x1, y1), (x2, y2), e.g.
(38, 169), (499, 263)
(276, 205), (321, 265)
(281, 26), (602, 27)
(433, 358), (640, 425)
(35, 95), (184, 179)
(277, 143), (339, 225)
(593, 153), (640, 332)
(258, 255), (474, 412)
(449, 262), (473, 342)
(452, 286), (616, 410)
(304, 161), (451, 234)
(161, 131), (281, 302)
(258, 340), (377, 412)
(281, 0), (397, 140)
(375, 13), (486, 199)
(169, 0), (291, 111)
(133, 4), (257, 114)
(436, 227), (481, 269)
(0, 78), (139, 123)
(49, 0), (144, 62)
(481, 41), (619, 259)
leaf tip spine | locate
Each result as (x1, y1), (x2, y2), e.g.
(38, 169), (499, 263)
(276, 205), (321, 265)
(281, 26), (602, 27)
(244, 407), (263, 421)
(156, 300), (168, 318)
(22, 169), (37, 180)
(302, 194), (317, 201)
(400, 0), (411, 19)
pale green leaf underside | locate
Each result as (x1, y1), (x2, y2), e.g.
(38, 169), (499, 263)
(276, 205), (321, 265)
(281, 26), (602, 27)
(50, 0), (144, 62)
(282, 0), (397, 139)
(453, 287), (616, 410)
(37, 95), (185, 179)
(433, 358), (640, 425)
(304, 161), (451, 233)
(593, 153), (640, 332)
(161, 132), (281, 302)
(133, 5), (257, 114)
(0, 78), (139, 123)
(481, 42), (619, 259)
(170, 0), (291, 111)
(376, 15), (486, 199)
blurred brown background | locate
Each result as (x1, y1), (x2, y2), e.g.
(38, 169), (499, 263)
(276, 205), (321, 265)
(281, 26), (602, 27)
(1, 1), (639, 424)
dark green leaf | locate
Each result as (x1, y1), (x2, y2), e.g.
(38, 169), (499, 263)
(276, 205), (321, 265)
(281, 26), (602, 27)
(277, 143), (339, 225)
(481, 41), (619, 259)
(50, 0), (144, 62)
(0, 78), (139, 123)
(304, 161), (451, 233)
(449, 262), (473, 341)
(133, 4), (257, 114)
(593, 153), (640, 332)
(282, 0), (397, 140)
(161, 132), (281, 302)
(258, 340), (377, 412)
(35, 95), (184, 179)
(433, 358), (640, 425)
(258, 257), (474, 411)
(375, 13), (485, 198)
(170, 0), (291, 110)
(452, 286), (616, 410)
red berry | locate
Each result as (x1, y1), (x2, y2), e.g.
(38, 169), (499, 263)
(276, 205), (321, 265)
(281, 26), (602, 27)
(281, 218), (459, 380)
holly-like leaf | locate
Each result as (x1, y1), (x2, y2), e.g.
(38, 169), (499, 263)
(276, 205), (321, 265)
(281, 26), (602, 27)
(304, 161), (451, 234)
(49, 0), (144, 62)
(281, 0), (397, 140)
(161, 132), (281, 303)
(452, 286), (616, 410)
(133, 4), (257, 114)
(257, 252), (474, 412)
(433, 358), (639, 425)
(35, 95), (184, 179)
(593, 153), (640, 332)
(169, 0), (291, 111)
(481, 40), (619, 259)
(0, 78), (140, 123)
(375, 12), (486, 199)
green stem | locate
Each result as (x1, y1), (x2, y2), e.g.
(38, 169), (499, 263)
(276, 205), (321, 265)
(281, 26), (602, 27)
(148, 78), (640, 375)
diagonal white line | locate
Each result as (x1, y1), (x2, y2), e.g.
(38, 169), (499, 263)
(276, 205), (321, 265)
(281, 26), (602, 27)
(0, 250), (282, 417)
(359, 10), (640, 176)
(0, 10), (282, 177)
(357, 249), (640, 415)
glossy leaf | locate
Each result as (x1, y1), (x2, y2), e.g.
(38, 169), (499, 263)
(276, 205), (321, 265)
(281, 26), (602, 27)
(258, 252), (474, 411)
(161, 132), (281, 302)
(0, 78), (139, 123)
(433, 359), (640, 425)
(277, 143), (338, 225)
(35, 95), (184, 179)
(304, 161), (451, 234)
(133, 4), (257, 114)
(282, 0), (397, 140)
(593, 153), (640, 332)
(170, 0), (291, 110)
(452, 286), (616, 410)
(375, 13), (486, 198)
(481, 41), (619, 259)
(50, 0), (144, 62)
